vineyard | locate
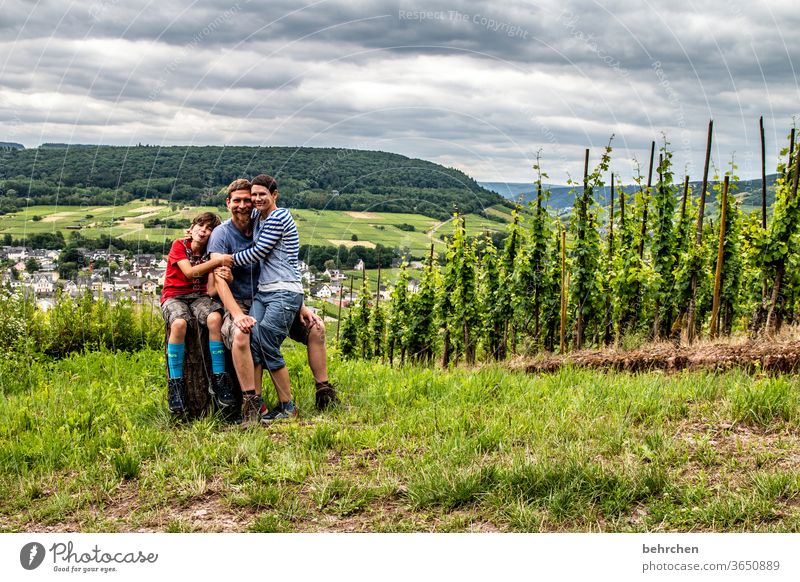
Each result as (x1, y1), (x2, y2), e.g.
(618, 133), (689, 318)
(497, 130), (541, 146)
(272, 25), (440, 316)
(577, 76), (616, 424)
(339, 121), (800, 367)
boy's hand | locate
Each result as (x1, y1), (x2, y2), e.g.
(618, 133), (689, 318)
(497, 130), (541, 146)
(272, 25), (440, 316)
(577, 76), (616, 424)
(234, 314), (257, 333)
(219, 254), (234, 267)
(215, 266), (233, 282)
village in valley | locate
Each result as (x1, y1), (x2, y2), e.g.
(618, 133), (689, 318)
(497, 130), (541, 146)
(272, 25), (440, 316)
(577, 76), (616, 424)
(0, 245), (421, 313)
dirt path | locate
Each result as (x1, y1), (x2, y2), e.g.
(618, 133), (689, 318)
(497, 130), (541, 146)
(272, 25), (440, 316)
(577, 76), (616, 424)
(515, 339), (800, 375)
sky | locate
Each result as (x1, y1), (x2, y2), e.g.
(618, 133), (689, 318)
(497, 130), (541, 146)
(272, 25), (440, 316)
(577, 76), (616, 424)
(1, 0), (798, 185)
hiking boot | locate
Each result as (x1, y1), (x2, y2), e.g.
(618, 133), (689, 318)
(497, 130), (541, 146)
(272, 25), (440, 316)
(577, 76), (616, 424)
(167, 377), (186, 415)
(209, 372), (236, 408)
(260, 401), (298, 426)
(242, 393), (266, 425)
(315, 381), (340, 411)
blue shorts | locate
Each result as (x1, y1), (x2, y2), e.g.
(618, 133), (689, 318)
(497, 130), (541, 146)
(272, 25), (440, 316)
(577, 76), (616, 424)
(249, 290), (304, 371)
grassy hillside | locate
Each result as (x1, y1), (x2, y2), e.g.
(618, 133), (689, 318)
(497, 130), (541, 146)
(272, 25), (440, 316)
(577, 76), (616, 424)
(0, 202), (512, 257)
(2, 348), (800, 532)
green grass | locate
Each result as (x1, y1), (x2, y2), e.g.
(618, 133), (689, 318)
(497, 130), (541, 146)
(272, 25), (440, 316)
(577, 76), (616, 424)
(0, 203), (510, 255)
(2, 348), (800, 532)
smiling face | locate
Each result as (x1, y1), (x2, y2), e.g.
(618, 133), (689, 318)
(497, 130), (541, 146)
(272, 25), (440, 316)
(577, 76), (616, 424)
(226, 187), (253, 227)
(250, 184), (278, 215)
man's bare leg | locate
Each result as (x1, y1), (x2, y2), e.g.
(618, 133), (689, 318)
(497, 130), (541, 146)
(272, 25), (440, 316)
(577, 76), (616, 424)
(231, 327), (257, 393)
(267, 366), (292, 403)
(306, 322), (328, 383)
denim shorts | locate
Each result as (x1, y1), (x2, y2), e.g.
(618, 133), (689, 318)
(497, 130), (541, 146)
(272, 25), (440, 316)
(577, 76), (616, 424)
(248, 290), (304, 371)
(221, 298), (310, 350)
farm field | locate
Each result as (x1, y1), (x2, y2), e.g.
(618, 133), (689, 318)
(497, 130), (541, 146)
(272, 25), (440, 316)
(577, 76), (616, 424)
(0, 202), (511, 256)
(3, 346), (800, 533)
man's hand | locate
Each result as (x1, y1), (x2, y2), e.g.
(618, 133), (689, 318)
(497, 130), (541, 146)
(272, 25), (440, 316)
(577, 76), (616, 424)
(215, 266), (233, 282)
(298, 305), (322, 328)
(218, 254), (234, 267)
(234, 313), (258, 333)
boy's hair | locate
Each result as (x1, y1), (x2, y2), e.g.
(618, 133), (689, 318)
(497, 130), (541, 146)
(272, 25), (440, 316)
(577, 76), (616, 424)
(251, 174), (278, 194)
(191, 212), (222, 230)
(226, 178), (251, 198)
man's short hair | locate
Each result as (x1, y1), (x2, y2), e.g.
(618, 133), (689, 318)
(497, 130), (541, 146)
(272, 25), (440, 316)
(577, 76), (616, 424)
(226, 178), (251, 198)
(191, 212), (222, 229)
(251, 174), (278, 194)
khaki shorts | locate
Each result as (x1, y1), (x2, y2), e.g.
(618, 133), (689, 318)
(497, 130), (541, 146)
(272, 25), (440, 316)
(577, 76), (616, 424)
(160, 294), (222, 328)
(222, 298), (310, 350)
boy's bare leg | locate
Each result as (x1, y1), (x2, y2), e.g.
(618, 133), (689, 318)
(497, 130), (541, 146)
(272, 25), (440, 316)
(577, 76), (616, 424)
(169, 318), (187, 344)
(207, 311), (222, 342)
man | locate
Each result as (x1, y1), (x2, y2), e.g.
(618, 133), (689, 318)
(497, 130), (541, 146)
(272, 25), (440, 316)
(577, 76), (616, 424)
(208, 178), (338, 423)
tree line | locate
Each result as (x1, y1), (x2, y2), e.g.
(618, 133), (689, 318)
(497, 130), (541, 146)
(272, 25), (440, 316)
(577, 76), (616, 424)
(0, 145), (509, 220)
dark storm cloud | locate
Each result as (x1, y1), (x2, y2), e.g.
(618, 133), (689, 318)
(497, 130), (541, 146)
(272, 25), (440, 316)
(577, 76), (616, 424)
(1, 0), (799, 182)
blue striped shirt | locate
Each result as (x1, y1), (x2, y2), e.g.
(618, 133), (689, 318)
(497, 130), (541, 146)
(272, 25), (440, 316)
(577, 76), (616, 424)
(232, 208), (301, 288)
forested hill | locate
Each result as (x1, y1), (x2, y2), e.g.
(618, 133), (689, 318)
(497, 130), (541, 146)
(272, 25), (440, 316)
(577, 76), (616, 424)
(0, 145), (509, 220)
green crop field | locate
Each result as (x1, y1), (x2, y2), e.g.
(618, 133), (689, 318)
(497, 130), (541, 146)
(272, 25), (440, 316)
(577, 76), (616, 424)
(0, 202), (511, 255)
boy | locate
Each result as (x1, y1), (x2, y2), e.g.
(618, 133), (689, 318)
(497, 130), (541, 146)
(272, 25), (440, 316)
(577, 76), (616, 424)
(161, 212), (234, 415)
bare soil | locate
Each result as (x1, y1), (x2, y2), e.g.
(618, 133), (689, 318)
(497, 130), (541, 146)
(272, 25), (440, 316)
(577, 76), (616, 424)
(515, 339), (800, 375)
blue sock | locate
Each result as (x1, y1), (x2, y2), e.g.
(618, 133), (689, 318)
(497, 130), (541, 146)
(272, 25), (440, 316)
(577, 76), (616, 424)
(167, 343), (185, 378)
(210, 340), (225, 374)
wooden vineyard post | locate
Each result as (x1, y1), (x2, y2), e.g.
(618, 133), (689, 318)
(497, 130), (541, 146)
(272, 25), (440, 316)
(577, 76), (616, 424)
(603, 173), (615, 346)
(638, 141), (656, 261)
(687, 119), (713, 344)
(629, 141), (655, 334)
(765, 141), (800, 335)
(760, 116), (767, 230)
(335, 282), (344, 344)
(559, 225), (567, 354)
(709, 176), (729, 339)
(574, 148), (590, 350)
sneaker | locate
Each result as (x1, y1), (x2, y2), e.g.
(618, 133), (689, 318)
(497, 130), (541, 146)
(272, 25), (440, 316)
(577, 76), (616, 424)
(209, 372), (236, 408)
(167, 377), (186, 415)
(315, 381), (340, 411)
(242, 393), (265, 425)
(260, 401), (298, 425)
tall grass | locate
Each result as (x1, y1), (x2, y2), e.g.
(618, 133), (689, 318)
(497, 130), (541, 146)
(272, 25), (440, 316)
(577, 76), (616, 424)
(2, 345), (800, 532)
(0, 290), (162, 365)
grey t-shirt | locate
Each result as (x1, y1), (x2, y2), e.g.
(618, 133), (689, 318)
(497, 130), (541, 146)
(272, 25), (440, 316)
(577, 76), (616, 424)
(207, 218), (259, 301)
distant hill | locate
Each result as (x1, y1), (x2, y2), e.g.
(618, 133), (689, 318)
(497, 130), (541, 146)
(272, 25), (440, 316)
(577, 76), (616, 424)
(0, 142), (24, 151)
(481, 175), (781, 213)
(0, 145), (510, 220)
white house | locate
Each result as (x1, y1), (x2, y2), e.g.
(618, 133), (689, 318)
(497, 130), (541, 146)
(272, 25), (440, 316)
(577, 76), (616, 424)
(323, 268), (346, 281)
(32, 275), (55, 295)
(301, 270), (316, 285)
(312, 284), (334, 299)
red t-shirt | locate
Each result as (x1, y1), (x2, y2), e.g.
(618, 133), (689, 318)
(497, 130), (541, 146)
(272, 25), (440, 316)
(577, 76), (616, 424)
(160, 238), (211, 302)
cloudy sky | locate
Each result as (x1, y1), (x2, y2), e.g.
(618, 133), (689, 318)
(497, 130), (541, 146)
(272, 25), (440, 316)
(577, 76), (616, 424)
(1, 0), (798, 184)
